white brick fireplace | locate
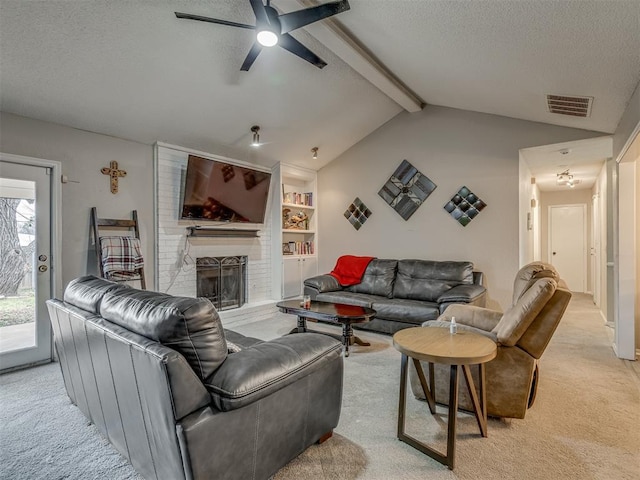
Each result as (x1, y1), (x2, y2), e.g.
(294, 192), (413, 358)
(154, 143), (277, 326)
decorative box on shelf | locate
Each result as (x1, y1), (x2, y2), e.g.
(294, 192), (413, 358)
(282, 208), (311, 230)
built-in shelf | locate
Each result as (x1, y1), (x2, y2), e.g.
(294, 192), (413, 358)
(282, 202), (315, 210)
(272, 163), (319, 299)
(187, 226), (260, 238)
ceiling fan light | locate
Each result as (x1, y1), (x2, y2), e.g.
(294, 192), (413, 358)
(257, 29), (278, 47)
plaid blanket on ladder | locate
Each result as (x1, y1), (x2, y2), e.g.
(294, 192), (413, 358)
(100, 236), (144, 280)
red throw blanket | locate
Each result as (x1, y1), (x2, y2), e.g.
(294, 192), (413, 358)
(329, 255), (375, 286)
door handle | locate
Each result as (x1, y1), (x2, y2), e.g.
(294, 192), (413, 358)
(552, 252), (557, 255)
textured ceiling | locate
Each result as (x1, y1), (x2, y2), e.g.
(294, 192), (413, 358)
(1, 0), (639, 171)
(332, 0), (640, 134)
(521, 136), (611, 192)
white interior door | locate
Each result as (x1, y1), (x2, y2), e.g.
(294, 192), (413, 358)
(0, 161), (53, 371)
(549, 204), (587, 292)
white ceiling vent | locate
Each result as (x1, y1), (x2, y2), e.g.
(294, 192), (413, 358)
(546, 94), (593, 117)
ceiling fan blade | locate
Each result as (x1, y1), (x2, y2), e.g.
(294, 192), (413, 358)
(278, 33), (327, 69)
(249, 0), (270, 26)
(240, 42), (263, 71)
(175, 12), (255, 30)
(279, 0), (350, 34)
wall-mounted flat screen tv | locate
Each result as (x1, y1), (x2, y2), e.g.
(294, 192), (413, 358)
(181, 155), (271, 224)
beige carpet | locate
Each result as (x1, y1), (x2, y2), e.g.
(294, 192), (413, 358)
(1, 294), (638, 479)
(244, 293), (639, 480)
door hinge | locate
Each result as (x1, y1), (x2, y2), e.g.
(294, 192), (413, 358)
(45, 167), (53, 175)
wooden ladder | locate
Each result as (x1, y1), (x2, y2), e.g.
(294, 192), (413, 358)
(90, 207), (146, 289)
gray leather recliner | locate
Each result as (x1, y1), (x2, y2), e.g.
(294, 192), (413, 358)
(409, 262), (571, 419)
(46, 276), (344, 480)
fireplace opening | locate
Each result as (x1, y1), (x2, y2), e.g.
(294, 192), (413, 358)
(196, 256), (247, 310)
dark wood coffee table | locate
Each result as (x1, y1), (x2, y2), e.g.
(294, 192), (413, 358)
(276, 300), (376, 357)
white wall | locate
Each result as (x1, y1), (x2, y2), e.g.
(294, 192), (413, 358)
(317, 106), (602, 310)
(637, 153), (640, 354)
(617, 159), (637, 359)
(592, 162), (608, 318)
(613, 81), (640, 161)
(0, 112), (154, 289)
(613, 80), (640, 359)
(519, 156), (536, 265)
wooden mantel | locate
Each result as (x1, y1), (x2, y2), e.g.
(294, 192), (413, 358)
(186, 226), (260, 238)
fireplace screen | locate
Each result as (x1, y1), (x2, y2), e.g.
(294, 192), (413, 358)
(196, 256), (247, 310)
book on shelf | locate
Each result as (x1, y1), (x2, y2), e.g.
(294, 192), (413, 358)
(283, 240), (314, 256)
(283, 191), (313, 207)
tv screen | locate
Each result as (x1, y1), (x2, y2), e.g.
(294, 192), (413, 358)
(181, 155), (271, 224)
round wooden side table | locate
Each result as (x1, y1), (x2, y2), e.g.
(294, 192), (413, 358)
(393, 326), (497, 470)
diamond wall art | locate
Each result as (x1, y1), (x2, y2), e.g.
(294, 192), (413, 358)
(444, 186), (487, 226)
(344, 197), (372, 230)
(378, 160), (437, 220)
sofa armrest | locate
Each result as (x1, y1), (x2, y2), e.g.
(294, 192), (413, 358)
(437, 284), (486, 305)
(205, 333), (342, 412)
(437, 304), (503, 332)
(304, 274), (342, 299)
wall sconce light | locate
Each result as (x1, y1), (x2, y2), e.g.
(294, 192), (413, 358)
(311, 147), (318, 160)
(251, 125), (260, 147)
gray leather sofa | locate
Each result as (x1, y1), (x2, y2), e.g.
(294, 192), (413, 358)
(46, 276), (343, 480)
(304, 259), (486, 334)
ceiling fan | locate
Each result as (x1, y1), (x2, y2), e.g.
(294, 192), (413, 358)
(175, 0), (350, 71)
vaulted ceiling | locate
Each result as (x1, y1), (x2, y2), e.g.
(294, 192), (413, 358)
(1, 1), (639, 172)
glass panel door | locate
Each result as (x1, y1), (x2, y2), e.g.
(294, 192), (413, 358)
(0, 161), (52, 371)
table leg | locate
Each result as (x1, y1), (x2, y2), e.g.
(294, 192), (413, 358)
(342, 322), (352, 356)
(446, 365), (459, 470)
(351, 335), (371, 347)
(289, 315), (308, 334)
(412, 358), (436, 414)
(461, 364), (488, 437)
(397, 353), (408, 438)
(479, 363), (487, 434)
(397, 355), (453, 469)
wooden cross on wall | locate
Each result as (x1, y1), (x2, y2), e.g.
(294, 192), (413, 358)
(101, 161), (127, 194)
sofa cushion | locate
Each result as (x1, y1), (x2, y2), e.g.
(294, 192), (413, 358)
(393, 260), (474, 302)
(371, 297), (440, 324)
(512, 262), (559, 305)
(493, 277), (557, 346)
(97, 284), (228, 380)
(316, 291), (375, 308)
(345, 259), (397, 298)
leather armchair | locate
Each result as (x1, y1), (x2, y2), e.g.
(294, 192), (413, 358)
(47, 276), (343, 480)
(409, 262), (571, 419)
